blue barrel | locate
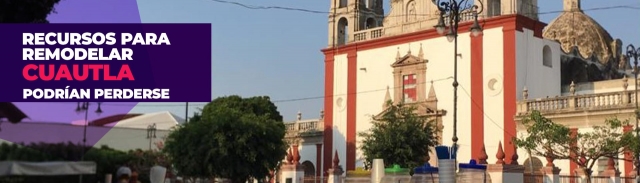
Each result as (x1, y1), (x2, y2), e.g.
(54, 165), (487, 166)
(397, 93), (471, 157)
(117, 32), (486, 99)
(411, 163), (439, 183)
(457, 160), (488, 183)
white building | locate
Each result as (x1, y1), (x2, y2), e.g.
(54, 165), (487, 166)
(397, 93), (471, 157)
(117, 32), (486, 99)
(284, 0), (636, 179)
(0, 111), (183, 152)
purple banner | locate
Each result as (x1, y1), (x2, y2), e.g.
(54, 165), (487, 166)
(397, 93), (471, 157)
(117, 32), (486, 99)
(0, 23), (212, 102)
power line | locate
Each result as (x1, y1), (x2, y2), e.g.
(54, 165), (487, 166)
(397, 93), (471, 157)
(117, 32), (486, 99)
(95, 76), (520, 148)
(210, 0), (326, 14)
(458, 85), (515, 138)
(210, 0), (639, 17)
(539, 5), (640, 14)
(50, 76), (454, 107)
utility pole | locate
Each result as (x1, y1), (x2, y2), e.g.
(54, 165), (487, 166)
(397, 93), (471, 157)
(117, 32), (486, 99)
(75, 102), (103, 183)
(433, 1), (483, 177)
(185, 102), (189, 123)
(626, 44), (640, 183)
(147, 123), (157, 151)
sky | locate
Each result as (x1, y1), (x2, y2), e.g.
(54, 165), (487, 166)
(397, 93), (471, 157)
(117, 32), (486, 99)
(15, 0), (640, 123)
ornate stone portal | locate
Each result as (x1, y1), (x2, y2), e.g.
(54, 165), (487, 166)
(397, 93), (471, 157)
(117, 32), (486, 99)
(372, 44), (446, 164)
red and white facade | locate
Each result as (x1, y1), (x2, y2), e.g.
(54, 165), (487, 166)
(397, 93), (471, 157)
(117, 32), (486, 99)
(320, 13), (562, 172)
(282, 0), (639, 179)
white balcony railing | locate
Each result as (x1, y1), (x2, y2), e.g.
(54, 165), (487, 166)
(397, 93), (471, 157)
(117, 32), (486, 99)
(284, 120), (324, 137)
(353, 27), (384, 42)
(517, 90), (637, 115)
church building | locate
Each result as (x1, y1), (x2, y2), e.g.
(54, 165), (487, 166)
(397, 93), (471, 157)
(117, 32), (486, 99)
(322, 0), (552, 172)
(282, 0), (634, 179)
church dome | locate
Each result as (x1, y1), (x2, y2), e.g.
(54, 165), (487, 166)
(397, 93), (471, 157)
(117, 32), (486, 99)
(542, 10), (615, 64)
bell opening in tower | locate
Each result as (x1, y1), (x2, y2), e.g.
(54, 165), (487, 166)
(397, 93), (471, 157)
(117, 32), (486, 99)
(488, 0), (501, 17)
(365, 18), (376, 29)
(337, 18), (349, 46)
(339, 0), (347, 8)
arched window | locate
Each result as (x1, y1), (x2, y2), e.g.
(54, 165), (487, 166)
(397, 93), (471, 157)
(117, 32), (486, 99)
(523, 157), (543, 173)
(365, 18), (376, 29)
(301, 161), (316, 183)
(597, 156), (618, 175)
(542, 45), (552, 67)
(488, 0), (501, 17)
(337, 17), (349, 45)
(339, 0), (348, 8)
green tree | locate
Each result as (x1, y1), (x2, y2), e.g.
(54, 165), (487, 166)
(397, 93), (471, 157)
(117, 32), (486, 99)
(163, 96), (287, 183)
(514, 110), (636, 183)
(0, 0), (61, 23)
(188, 111), (202, 123)
(204, 95), (283, 122)
(358, 101), (439, 169)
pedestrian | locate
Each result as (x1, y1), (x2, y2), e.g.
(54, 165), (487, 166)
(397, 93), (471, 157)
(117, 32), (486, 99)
(116, 166), (132, 183)
(130, 168), (142, 183)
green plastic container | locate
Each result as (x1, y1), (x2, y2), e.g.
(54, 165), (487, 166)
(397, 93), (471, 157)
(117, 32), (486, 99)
(381, 164), (411, 183)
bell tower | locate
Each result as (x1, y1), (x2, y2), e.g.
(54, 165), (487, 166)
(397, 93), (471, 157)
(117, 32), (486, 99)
(327, 0), (384, 47)
(479, 0), (539, 20)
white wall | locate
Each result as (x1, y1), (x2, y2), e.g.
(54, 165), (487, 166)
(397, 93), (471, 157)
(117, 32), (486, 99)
(511, 28), (564, 168)
(515, 28), (562, 100)
(352, 35), (469, 166)
(0, 122), (170, 152)
(337, 27), (514, 168)
(331, 22), (573, 170)
(482, 28), (506, 151)
(97, 127), (171, 151)
(333, 53), (348, 169)
(320, 2), (640, 176)
(355, 44), (394, 167)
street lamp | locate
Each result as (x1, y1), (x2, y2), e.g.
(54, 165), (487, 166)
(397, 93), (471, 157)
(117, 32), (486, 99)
(75, 102), (103, 151)
(147, 123), (157, 151)
(75, 102), (103, 183)
(432, 0), (484, 161)
(627, 44), (640, 181)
